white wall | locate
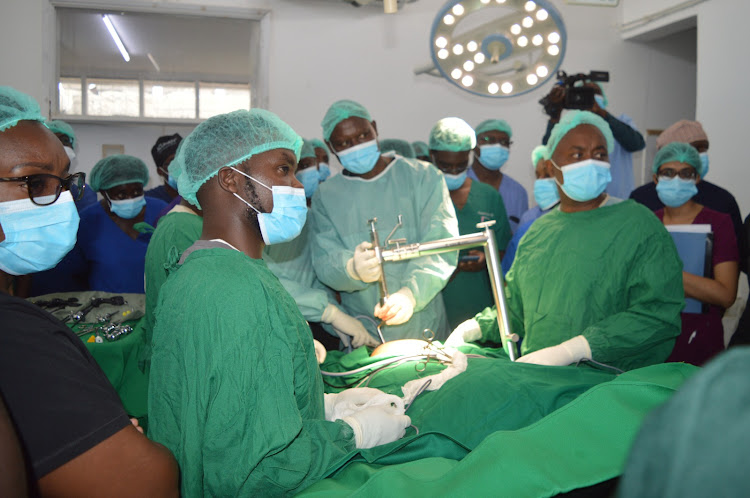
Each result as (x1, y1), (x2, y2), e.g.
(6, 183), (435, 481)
(620, 0), (749, 217)
(0, 0), (709, 205)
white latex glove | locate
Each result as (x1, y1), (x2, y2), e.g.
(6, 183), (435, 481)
(346, 241), (382, 283)
(515, 335), (591, 366)
(373, 288), (415, 326)
(313, 339), (327, 364)
(444, 318), (482, 348)
(324, 387), (404, 421)
(342, 404), (411, 449)
(321, 304), (379, 348)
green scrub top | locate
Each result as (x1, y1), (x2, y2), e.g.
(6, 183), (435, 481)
(139, 210), (202, 357)
(442, 179), (511, 329)
(310, 157), (459, 342)
(148, 245), (355, 496)
(476, 200), (683, 371)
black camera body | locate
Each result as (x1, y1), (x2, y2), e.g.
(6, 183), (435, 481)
(539, 70), (610, 116)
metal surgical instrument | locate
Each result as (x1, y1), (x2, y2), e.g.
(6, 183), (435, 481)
(369, 217), (519, 360)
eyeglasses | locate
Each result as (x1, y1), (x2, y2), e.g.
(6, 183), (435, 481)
(0, 172), (86, 206)
(479, 136), (513, 148)
(657, 168), (697, 180)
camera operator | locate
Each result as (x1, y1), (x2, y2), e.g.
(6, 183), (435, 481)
(540, 77), (645, 199)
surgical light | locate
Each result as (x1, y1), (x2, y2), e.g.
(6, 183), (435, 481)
(102, 15), (130, 62)
(422, 0), (567, 98)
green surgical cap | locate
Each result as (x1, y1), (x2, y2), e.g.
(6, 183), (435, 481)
(310, 138), (326, 150)
(321, 100), (372, 141)
(429, 117), (476, 152)
(652, 141), (702, 176)
(380, 138), (416, 159)
(300, 139), (317, 160)
(531, 145), (547, 166)
(90, 154), (149, 192)
(475, 119), (512, 139)
(543, 110), (615, 160)
(0, 86), (46, 133)
(167, 139), (186, 183)
(412, 141), (429, 157)
(176, 109), (303, 209)
(46, 120), (76, 149)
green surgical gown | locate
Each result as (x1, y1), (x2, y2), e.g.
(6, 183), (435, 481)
(441, 179), (511, 329)
(476, 200), (683, 371)
(139, 210), (202, 358)
(310, 157), (459, 342)
(149, 245), (355, 497)
(264, 220), (337, 324)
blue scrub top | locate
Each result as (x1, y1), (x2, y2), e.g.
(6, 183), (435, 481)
(468, 168), (528, 234)
(76, 197), (167, 293)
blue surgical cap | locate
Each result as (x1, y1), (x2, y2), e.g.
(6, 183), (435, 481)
(90, 155), (149, 192)
(429, 117), (477, 152)
(531, 145), (547, 166)
(412, 141), (429, 157)
(543, 110), (615, 160)
(176, 109), (303, 209)
(300, 139), (317, 160)
(321, 100), (372, 141)
(475, 119), (513, 139)
(652, 141), (702, 176)
(380, 138), (416, 159)
(46, 120), (77, 149)
(310, 138), (326, 150)
(0, 86), (46, 133)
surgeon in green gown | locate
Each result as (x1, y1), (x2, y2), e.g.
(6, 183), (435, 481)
(427, 117), (511, 329)
(446, 110), (683, 371)
(148, 109), (410, 496)
(311, 100), (459, 342)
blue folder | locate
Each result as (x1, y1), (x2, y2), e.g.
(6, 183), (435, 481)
(665, 224), (713, 314)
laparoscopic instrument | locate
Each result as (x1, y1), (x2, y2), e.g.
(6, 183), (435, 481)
(368, 215), (519, 361)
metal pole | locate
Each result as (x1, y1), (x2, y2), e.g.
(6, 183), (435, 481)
(369, 219), (389, 307)
(480, 223), (518, 361)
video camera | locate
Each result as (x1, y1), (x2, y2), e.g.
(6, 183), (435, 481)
(539, 70), (610, 116)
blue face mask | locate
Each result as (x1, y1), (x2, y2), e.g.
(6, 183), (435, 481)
(594, 94), (607, 109)
(477, 144), (510, 170)
(231, 167), (308, 245)
(444, 171), (468, 191)
(297, 167), (320, 199)
(656, 177), (698, 207)
(318, 162), (331, 181)
(336, 139), (381, 174)
(533, 178), (560, 210)
(699, 152), (709, 177)
(552, 158), (612, 202)
(167, 174), (178, 190)
(0, 191), (80, 276)
(108, 195), (146, 219)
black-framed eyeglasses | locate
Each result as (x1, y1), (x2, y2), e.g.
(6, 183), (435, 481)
(657, 168), (697, 180)
(0, 172), (86, 206)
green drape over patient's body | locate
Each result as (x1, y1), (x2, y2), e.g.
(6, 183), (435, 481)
(476, 200), (683, 371)
(148, 245), (355, 496)
(310, 157), (459, 342)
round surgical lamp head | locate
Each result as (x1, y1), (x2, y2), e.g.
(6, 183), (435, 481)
(430, 0), (567, 98)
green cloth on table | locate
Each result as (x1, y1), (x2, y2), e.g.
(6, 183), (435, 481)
(441, 179), (511, 329)
(476, 200), (684, 371)
(138, 210), (202, 364)
(310, 157), (459, 342)
(303, 353), (697, 497)
(148, 247), (356, 497)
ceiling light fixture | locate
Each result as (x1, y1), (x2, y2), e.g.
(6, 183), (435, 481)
(102, 14), (130, 62)
(421, 0), (567, 98)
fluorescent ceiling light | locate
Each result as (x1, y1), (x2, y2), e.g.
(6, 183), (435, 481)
(102, 15), (130, 62)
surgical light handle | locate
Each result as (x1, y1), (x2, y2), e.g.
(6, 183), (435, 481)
(374, 219), (518, 361)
